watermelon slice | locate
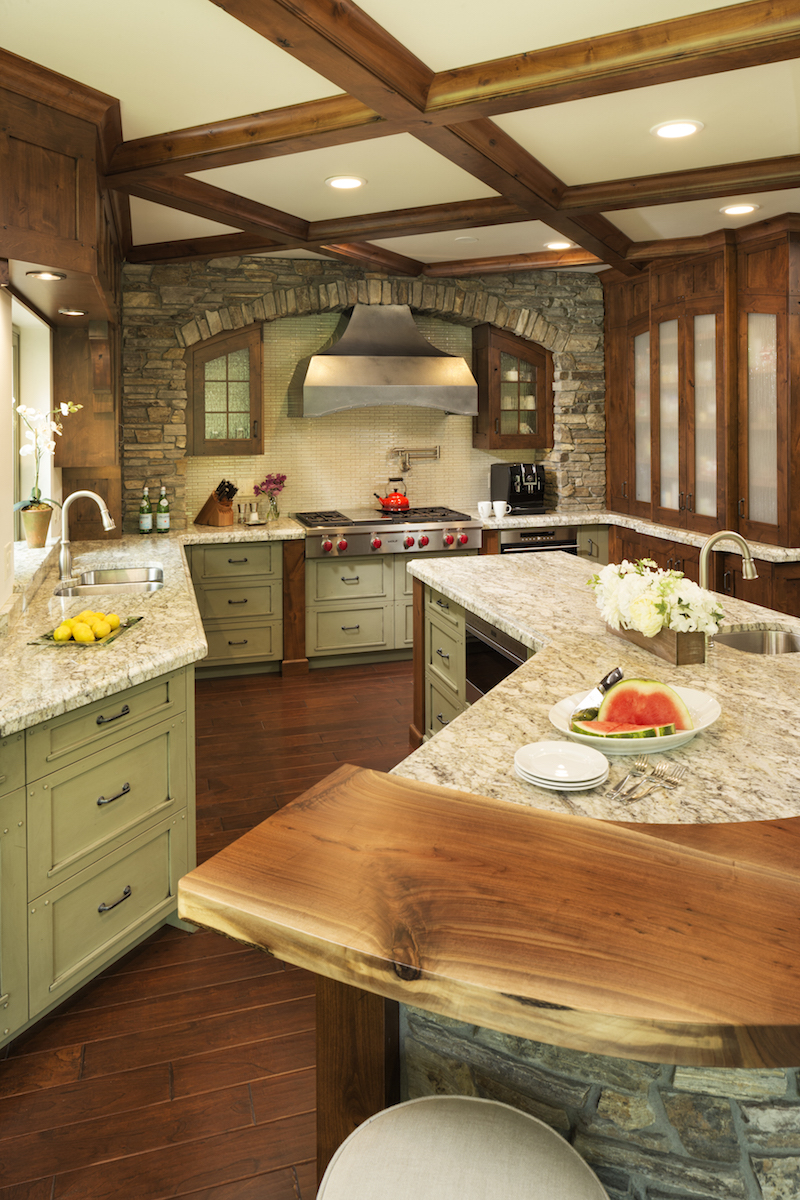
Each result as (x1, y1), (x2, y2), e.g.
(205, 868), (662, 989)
(597, 678), (693, 731)
(571, 718), (676, 738)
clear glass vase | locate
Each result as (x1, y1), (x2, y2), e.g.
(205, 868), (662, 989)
(265, 494), (280, 522)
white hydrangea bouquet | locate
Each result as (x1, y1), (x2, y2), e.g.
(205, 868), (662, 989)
(588, 558), (724, 637)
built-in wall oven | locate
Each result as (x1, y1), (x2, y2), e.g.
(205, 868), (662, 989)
(498, 526), (578, 555)
(465, 611), (530, 703)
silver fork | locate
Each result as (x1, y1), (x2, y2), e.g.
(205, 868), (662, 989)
(626, 761), (686, 800)
(607, 754), (651, 799)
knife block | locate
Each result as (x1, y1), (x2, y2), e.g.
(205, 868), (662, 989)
(194, 493), (234, 527)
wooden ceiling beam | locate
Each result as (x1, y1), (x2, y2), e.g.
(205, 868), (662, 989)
(113, 175), (309, 243)
(317, 242), (424, 275)
(424, 0), (800, 120)
(308, 197), (528, 243)
(125, 232), (285, 264)
(422, 249), (601, 276)
(562, 154), (800, 215)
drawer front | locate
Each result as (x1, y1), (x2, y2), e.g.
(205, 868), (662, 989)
(28, 811), (187, 1015)
(0, 734), (25, 800)
(425, 616), (465, 697)
(26, 670), (187, 781)
(199, 579), (281, 621)
(307, 557), (391, 604)
(195, 542), (280, 580)
(306, 604), (393, 655)
(425, 585), (465, 633)
(0, 787), (28, 1043)
(425, 676), (466, 739)
(27, 715), (188, 898)
(204, 620), (282, 664)
(395, 550), (477, 599)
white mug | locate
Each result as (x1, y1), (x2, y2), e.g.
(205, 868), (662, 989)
(493, 500), (511, 519)
(477, 500), (493, 519)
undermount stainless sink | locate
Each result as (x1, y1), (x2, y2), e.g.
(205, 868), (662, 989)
(53, 567), (164, 597)
(711, 628), (800, 655)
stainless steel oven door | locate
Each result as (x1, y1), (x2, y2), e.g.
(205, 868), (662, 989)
(498, 527), (578, 554)
(465, 612), (528, 704)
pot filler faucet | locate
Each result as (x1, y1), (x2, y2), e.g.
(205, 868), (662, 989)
(59, 490), (116, 581)
(698, 529), (758, 591)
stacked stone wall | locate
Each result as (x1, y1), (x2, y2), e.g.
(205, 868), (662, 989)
(121, 258), (605, 531)
(404, 1007), (800, 1199)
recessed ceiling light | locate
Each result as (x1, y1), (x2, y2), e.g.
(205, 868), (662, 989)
(454, 236), (478, 243)
(58, 306), (87, 316)
(650, 120), (704, 139)
(325, 175), (366, 189)
(26, 270), (66, 281)
(546, 241), (573, 250)
(720, 203), (759, 216)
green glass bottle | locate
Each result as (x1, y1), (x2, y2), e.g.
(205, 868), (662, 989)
(156, 486), (170, 533)
(138, 486), (153, 534)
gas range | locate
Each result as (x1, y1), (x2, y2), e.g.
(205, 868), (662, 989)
(294, 506), (482, 557)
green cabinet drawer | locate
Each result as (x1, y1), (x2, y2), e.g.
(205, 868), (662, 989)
(425, 615), (465, 698)
(192, 542), (281, 580)
(26, 670), (187, 781)
(0, 733), (25, 800)
(27, 715), (188, 898)
(0, 787), (28, 1042)
(425, 676), (466, 739)
(28, 811), (188, 1016)
(197, 579), (281, 621)
(307, 557), (391, 604)
(204, 619), (282, 664)
(425, 585), (465, 633)
(306, 603), (393, 655)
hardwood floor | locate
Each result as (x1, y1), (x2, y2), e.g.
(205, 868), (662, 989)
(0, 660), (413, 1199)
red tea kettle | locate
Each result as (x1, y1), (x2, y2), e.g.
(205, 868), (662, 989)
(374, 479), (410, 511)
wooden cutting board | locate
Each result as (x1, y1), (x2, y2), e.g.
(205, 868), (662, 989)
(178, 763), (800, 1068)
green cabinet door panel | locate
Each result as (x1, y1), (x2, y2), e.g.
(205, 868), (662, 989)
(0, 788), (28, 1041)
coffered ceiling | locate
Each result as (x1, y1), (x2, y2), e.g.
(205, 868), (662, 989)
(2, 0), (800, 279)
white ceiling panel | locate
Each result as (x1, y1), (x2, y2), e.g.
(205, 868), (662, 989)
(129, 197), (239, 246)
(493, 61), (800, 187)
(371, 221), (567, 262)
(358, 0), (750, 71)
(0, 0), (334, 139)
(607, 188), (800, 241)
(192, 135), (499, 223)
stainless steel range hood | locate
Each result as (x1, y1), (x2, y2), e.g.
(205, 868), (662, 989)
(300, 305), (478, 417)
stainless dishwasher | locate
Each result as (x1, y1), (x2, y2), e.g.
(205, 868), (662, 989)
(464, 611), (529, 703)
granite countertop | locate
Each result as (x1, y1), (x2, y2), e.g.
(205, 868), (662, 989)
(398, 552), (800, 827)
(0, 520), (303, 737)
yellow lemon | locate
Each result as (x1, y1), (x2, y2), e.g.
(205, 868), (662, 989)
(92, 620), (112, 638)
(76, 610), (97, 624)
(106, 613), (121, 630)
(63, 617), (79, 628)
(53, 624), (73, 642)
(72, 622), (95, 643)
(92, 612), (106, 621)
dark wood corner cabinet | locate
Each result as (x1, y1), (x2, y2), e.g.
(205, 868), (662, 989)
(472, 325), (553, 450)
(604, 222), (800, 551)
(187, 325), (263, 457)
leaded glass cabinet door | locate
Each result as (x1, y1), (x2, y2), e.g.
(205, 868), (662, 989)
(472, 324), (553, 451)
(188, 326), (263, 456)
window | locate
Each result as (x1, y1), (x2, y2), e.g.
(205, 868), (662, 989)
(187, 325), (263, 456)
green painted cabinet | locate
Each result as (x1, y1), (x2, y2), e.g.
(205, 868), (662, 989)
(188, 542), (283, 668)
(0, 732), (27, 1042)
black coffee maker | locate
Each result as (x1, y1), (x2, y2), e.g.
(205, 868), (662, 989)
(490, 462), (546, 514)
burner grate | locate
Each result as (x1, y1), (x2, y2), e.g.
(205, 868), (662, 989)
(294, 510), (353, 527)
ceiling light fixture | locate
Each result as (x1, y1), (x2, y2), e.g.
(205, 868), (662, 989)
(26, 270), (66, 281)
(720, 203), (759, 216)
(650, 120), (704, 139)
(325, 175), (366, 189)
(546, 241), (573, 250)
(57, 306), (87, 316)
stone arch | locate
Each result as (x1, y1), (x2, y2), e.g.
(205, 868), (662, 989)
(177, 276), (574, 356)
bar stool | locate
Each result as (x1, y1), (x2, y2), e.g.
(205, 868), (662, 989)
(316, 1095), (609, 1199)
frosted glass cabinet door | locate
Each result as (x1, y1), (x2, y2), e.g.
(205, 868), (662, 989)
(746, 313), (778, 527)
(692, 314), (718, 518)
(634, 331), (651, 505)
(659, 320), (680, 510)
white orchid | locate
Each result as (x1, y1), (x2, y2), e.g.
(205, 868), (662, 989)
(14, 400), (82, 509)
(588, 558), (724, 637)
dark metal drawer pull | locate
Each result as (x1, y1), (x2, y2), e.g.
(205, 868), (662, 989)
(228, 557), (248, 563)
(228, 598), (248, 604)
(436, 713), (449, 725)
(436, 647), (450, 660)
(228, 639), (248, 645)
(98, 885), (131, 913)
(341, 576), (360, 583)
(96, 703), (130, 726)
(436, 599), (450, 610)
(341, 625), (360, 631)
(97, 782), (131, 807)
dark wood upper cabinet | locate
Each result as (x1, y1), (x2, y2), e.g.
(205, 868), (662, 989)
(186, 325), (264, 457)
(472, 324), (553, 451)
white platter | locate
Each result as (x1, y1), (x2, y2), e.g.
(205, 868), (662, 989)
(514, 740), (609, 783)
(548, 686), (722, 755)
(514, 764), (609, 791)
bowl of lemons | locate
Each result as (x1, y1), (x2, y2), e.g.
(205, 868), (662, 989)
(36, 611), (143, 647)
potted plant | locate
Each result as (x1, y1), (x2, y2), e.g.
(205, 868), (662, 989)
(254, 472), (287, 522)
(14, 401), (82, 548)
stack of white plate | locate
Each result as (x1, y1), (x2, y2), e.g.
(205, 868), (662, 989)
(513, 740), (609, 791)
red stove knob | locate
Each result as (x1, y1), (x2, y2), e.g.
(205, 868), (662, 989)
(370, 537), (382, 550)
(322, 539), (333, 553)
(444, 533), (455, 546)
(418, 535), (429, 547)
(403, 535), (415, 549)
(337, 539), (348, 552)
(457, 533), (469, 545)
